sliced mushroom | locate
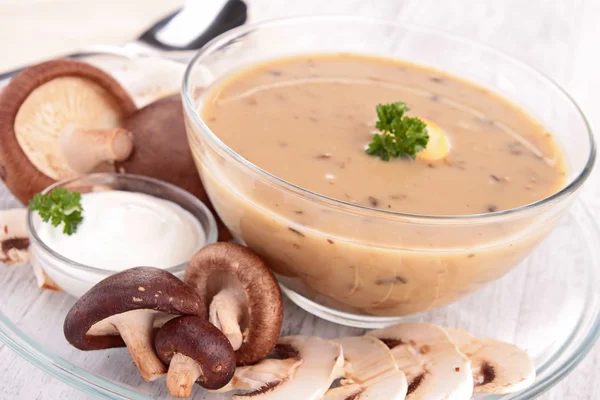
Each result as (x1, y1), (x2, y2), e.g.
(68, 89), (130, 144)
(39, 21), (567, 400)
(324, 336), (408, 400)
(215, 357), (303, 393)
(334, 335), (401, 383)
(368, 322), (473, 400)
(446, 328), (536, 394)
(324, 369), (407, 400)
(216, 336), (343, 399)
(0, 208), (29, 265)
(0, 59), (137, 203)
(0, 207), (62, 289)
(64, 267), (203, 382)
(184, 242), (283, 365)
(155, 315), (236, 398)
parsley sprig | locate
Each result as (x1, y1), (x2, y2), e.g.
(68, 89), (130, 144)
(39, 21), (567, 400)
(365, 102), (429, 160)
(29, 188), (83, 235)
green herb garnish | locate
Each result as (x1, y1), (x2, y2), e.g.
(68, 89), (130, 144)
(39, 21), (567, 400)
(29, 188), (83, 235)
(365, 101), (429, 160)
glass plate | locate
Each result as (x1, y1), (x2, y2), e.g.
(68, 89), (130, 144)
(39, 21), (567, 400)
(0, 199), (598, 399)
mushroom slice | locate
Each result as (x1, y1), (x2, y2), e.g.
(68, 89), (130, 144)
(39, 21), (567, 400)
(368, 322), (473, 400)
(155, 316), (236, 398)
(0, 59), (137, 203)
(0, 208), (61, 290)
(185, 242), (283, 365)
(324, 369), (407, 400)
(64, 267), (203, 382)
(0, 208), (29, 265)
(446, 328), (536, 394)
(222, 336), (343, 399)
(325, 336), (408, 400)
(213, 346), (303, 393)
(334, 335), (402, 383)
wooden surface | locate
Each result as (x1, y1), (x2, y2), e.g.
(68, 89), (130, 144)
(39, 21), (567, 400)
(1, 0), (599, 399)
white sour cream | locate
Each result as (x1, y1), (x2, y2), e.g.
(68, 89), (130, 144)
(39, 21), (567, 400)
(36, 191), (205, 271)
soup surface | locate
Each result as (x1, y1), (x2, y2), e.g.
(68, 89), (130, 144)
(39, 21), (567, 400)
(194, 54), (567, 316)
(203, 54), (565, 215)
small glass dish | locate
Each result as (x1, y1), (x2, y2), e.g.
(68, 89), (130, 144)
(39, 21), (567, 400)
(27, 173), (218, 297)
(182, 16), (595, 326)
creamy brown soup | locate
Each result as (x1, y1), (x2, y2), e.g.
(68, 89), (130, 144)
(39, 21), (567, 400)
(203, 54), (565, 215)
(192, 54), (567, 316)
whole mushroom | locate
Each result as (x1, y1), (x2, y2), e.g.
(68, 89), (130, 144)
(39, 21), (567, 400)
(155, 315), (236, 398)
(185, 242), (283, 365)
(117, 95), (203, 200)
(0, 59), (137, 203)
(64, 267), (203, 382)
(116, 95), (230, 241)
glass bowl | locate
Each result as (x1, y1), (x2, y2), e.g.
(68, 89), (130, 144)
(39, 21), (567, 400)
(182, 16), (596, 325)
(27, 173), (218, 297)
(0, 200), (598, 399)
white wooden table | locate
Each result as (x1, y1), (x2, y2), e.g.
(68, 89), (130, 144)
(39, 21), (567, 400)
(0, 0), (599, 399)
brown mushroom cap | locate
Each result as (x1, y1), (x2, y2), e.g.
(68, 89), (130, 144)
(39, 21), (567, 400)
(185, 243), (283, 366)
(0, 59), (137, 204)
(117, 95), (231, 241)
(64, 267), (203, 381)
(155, 315), (236, 396)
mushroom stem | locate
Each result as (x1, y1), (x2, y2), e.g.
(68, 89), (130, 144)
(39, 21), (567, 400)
(110, 311), (167, 382)
(166, 353), (203, 398)
(209, 288), (245, 350)
(59, 124), (134, 174)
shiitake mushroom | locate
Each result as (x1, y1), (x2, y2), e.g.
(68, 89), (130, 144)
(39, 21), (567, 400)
(0, 59), (137, 203)
(117, 94), (231, 240)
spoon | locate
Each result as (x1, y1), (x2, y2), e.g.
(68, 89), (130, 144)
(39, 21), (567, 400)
(0, 0), (247, 81)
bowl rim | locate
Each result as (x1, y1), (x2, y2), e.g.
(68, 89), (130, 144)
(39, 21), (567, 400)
(182, 14), (597, 222)
(26, 172), (218, 275)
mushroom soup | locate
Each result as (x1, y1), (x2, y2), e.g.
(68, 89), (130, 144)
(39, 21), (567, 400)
(192, 54), (567, 315)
